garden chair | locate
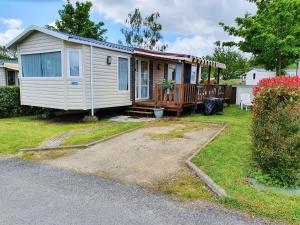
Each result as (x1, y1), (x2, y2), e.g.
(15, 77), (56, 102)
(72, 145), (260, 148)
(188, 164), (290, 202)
(240, 93), (253, 111)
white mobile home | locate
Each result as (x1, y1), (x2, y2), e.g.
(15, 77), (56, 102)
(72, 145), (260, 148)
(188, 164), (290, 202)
(7, 25), (227, 116)
(0, 60), (19, 86)
(242, 68), (276, 86)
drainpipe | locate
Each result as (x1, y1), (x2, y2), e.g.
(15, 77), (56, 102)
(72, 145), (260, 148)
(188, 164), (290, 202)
(90, 45), (94, 116)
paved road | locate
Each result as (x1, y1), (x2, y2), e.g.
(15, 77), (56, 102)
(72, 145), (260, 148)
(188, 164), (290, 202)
(0, 158), (272, 225)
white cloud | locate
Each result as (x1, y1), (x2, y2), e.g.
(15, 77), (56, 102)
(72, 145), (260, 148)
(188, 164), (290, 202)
(0, 18), (24, 46)
(84, 0), (256, 55)
(88, 0), (256, 36)
(166, 35), (216, 56)
(2, 18), (23, 29)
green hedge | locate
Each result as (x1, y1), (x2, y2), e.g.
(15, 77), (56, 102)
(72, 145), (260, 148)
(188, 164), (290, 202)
(252, 77), (300, 187)
(0, 86), (46, 118)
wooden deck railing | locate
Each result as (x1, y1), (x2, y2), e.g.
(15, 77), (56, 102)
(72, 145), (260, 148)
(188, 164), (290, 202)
(154, 83), (232, 107)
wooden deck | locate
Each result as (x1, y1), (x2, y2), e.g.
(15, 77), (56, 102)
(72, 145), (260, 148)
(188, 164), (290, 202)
(133, 84), (232, 116)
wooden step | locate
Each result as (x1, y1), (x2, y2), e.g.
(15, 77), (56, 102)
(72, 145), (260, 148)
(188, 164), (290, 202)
(126, 110), (154, 115)
(130, 106), (154, 111)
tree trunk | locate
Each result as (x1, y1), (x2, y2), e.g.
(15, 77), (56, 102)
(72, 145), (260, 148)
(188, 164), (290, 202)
(277, 55), (282, 76)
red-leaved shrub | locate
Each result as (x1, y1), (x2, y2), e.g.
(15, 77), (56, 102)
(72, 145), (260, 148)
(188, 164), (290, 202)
(252, 76), (300, 186)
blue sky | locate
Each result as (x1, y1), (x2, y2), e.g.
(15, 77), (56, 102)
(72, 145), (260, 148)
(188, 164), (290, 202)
(0, 0), (256, 56)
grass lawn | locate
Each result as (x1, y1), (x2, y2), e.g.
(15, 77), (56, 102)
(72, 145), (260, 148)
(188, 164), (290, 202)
(183, 106), (300, 225)
(0, 116), (109, 154)
(61, 122), (143, 146)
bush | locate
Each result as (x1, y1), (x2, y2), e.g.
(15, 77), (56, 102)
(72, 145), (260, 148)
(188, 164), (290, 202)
(0, 86), (47, 118)
(252, 76), (300, 187)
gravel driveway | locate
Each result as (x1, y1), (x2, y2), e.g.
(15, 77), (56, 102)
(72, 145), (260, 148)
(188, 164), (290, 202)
(47, 121), (223, 186)
(0, 158), (275, 225)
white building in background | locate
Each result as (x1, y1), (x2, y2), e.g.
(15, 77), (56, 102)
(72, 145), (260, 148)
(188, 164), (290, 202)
(0, 60), (19, 86)
(237, 67), (299, 105)
(242, 68), (276, 86)
(242, 67), (299, 86)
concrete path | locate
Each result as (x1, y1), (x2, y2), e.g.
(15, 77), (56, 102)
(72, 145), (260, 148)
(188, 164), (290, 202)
(0, 158), (275, 225)
(47, 122), (223, 186)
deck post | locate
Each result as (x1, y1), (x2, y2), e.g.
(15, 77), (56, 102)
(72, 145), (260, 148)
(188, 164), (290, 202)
(177, 61), (185, 117)
(193, 63), (200, 113)
(207, 65), (212, 97)
(216, 68), (221, 96)
(131, 56), (136, 105)
(196, 63), (200, 85)
(208, 65), (211, 85)
(217, 68), (221, 84)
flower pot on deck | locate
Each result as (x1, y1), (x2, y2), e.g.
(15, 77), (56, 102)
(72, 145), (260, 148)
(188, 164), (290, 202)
(153, 108), (164, 118)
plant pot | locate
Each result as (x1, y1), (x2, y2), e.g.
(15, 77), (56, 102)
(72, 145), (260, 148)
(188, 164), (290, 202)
(153, 108), (164, 118)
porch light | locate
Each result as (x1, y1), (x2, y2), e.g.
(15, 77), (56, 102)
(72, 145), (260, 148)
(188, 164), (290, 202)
(107, 56), (112, 65)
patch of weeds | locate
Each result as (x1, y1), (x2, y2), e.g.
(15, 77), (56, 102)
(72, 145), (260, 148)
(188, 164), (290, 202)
(157, 171), (214, 200)
(19, 151), (36, 160)
(219, 196), (248, 210)
(37, 150), (70, 160)
(62, 122), (143, 145)
(19, 150), (71, 161)
(145, 122), (206, 140)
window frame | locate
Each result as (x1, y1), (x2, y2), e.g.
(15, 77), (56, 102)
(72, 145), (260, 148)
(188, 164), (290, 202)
(6, 70), (16, 86)
(117, 56), (130, 92)
(20, 49), (63, 80)
(67, 48), (82, 78)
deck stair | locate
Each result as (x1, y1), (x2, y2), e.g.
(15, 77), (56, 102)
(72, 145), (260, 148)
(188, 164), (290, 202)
(126, 105), (154, 117)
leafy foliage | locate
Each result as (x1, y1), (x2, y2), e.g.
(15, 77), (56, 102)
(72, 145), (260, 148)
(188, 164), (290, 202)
(0, 87), (46, 118)
(252, 76), (300, 186)
(220, 0), (300, 75)
(206, 43), (250, 80)
(0, 46), (16, 59)
(120, 8), (167, 51)
(159, 79), (175, 90)
(47, 0), (107, 41)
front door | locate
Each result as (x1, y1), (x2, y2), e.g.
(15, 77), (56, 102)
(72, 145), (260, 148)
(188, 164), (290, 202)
(135, 60), (149, 99)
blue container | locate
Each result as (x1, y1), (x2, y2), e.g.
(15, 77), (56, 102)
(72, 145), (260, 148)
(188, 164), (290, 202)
(153, 108), (164, 118)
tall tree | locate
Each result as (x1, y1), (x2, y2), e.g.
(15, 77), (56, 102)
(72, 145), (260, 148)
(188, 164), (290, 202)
(47, 0), (107, 41)
(0, 46), (16, 60)
(121, 8), (167, 51)
(206, 42), (250, 80)
(220, 0), (300, 75)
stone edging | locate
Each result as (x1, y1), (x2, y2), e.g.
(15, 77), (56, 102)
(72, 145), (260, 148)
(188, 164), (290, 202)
(20, 125), (144, 152)
(185, 123), (228, 197)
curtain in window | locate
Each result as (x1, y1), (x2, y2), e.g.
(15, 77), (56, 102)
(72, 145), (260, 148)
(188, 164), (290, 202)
(41, 52), (61, 77)
(21, 54), (42, 77)
(21, 52), (61, 77)
(118, 58), (128, 90)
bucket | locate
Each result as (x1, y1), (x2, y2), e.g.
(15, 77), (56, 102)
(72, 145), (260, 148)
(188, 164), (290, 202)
(153, 108), (164, 118)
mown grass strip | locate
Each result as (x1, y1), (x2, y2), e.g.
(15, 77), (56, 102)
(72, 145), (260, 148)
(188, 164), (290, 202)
(184, 106), (300, 224)
(0, 116), (107, 154)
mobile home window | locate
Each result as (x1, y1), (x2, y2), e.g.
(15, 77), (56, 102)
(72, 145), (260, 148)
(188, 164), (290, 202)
(68, 49), (81, 77)
(118, 57), (129, 91)
(21, 51), (61, 77)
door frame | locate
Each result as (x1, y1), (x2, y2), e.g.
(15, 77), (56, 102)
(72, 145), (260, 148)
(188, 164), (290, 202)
(6, 70), (16, 86)
(135, 58), (150, 100)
